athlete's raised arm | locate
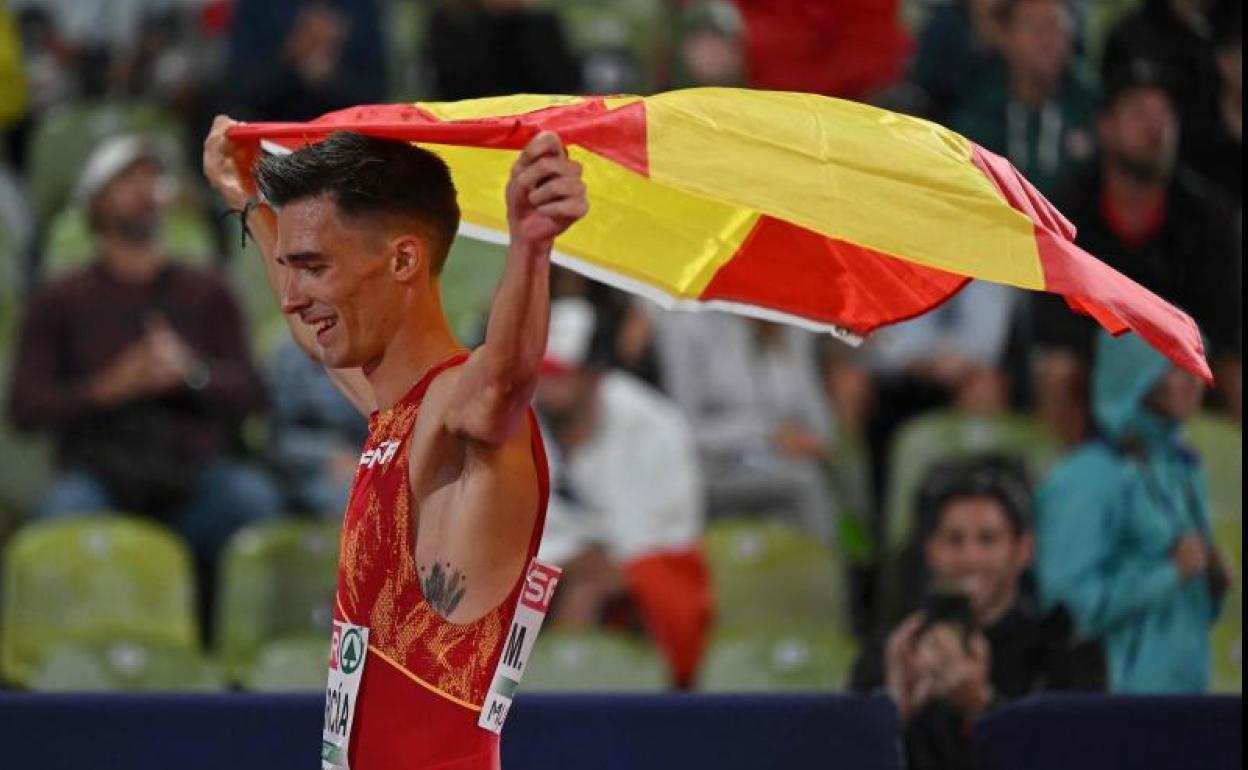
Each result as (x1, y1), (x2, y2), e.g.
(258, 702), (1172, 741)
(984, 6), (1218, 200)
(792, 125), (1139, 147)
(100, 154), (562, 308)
(443, 132), (588, 445)
(202, 115), (376, 415)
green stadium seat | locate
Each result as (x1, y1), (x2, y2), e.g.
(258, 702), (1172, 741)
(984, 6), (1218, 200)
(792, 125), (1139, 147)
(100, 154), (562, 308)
(0, 357), (54, 537)
(697, 629), (857, 692)
(240, 637), (333, 693)
(884, 410), (1060, 554)
(215, 520), (340, 690)
(0, 516), (216, 690)
(39, 204), (217, 280)
(386, 0), (431, 100)
(440, 235), (507, 345)
(27, 100), (190, 230)
(704, 518), (850, 635)
(29, 640), (221, 692)
(550, 0), (667, 94)
(878, 410), (1060, 626)
(1188, 413), (1242, 693)
(520, 631), (667, 692)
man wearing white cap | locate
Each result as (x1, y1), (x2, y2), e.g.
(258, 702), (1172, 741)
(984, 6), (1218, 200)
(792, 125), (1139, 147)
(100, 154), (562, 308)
(8, 134), (279, 619)
(536, 298), (713, 689)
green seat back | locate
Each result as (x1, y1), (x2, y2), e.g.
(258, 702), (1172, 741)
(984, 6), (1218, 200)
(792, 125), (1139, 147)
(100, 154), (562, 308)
(521, 631), (667, 692)
(1189, 414), (1242, 693)
(0, 517), (200, 687)
(698, 629), (857, 692)
(241, 636), (332, 692)
(30, 640), (222, 692)
(885, 411), (1060, 554)
(27, 100), (189, 229)
(40, 204), (216, 280)
(0, 357), (53, 529)
(705, 518), (849, 635)
(550, 0), (666, 93)
(440, 235), (507, 345)
(216, 520), (340, 685)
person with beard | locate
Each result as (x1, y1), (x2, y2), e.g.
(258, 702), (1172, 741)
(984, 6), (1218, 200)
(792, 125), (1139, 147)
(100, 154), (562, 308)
(535, 298), (713, 689)
(850, 456), (1105, 770)
(1030, 58), (1241, 442)
(7, 135), (279, 621)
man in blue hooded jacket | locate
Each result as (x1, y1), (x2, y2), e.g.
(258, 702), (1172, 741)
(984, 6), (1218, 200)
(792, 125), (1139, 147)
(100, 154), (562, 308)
(1036, 331), (1232, 692)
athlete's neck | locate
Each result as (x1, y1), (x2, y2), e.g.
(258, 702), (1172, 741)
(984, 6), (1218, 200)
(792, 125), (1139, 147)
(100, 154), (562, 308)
(364, 286), (464, 410)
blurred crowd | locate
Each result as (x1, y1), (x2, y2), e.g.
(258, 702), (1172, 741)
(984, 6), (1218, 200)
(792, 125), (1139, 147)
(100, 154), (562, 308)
(0, 0), (1241, 765)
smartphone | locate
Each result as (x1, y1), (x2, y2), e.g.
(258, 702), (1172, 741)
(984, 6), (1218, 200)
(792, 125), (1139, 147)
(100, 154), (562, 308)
(916, 591), (975, 640)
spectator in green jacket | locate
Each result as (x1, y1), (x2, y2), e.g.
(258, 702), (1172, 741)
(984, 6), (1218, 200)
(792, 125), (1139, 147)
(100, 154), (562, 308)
(954, 0), (1098, 195)
(1036, 330), (1232, 692)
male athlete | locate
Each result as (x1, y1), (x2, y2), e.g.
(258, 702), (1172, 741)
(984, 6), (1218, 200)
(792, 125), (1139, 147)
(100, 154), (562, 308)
(203, 117), (588, 769)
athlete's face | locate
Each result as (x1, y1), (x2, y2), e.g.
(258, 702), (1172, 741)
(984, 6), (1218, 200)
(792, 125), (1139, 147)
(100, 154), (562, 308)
(276, 196), (416, 370)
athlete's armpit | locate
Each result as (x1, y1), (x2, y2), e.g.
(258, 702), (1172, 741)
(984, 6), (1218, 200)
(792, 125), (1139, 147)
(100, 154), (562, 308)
(421, 562), (468, 617)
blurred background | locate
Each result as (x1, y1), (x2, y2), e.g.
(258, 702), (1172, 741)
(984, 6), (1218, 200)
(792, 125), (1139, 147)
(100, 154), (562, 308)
(0, 1), (1240, 767)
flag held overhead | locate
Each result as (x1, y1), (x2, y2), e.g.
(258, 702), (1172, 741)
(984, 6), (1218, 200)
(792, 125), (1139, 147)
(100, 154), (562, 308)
(228, 88), (1211, 383)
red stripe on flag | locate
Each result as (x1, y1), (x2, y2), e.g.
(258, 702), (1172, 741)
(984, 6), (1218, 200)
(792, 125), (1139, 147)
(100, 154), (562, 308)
(229, 98), (650, 177)
(700, 215), (969, 336)
(969, 141), (1210, 382)
(1036, 226), (1212, 383)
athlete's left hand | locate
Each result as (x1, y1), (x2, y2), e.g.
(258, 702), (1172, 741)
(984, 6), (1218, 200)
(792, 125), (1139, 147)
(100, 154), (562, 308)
(506, 131), (588, 248)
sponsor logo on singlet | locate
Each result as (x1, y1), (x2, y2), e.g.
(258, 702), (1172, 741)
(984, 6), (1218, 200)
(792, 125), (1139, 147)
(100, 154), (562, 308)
(359, 440), (401, 469)
(478, 559), (562, 735)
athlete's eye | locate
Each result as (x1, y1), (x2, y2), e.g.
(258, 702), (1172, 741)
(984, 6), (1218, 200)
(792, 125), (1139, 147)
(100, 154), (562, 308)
(305, 265), (327, 277)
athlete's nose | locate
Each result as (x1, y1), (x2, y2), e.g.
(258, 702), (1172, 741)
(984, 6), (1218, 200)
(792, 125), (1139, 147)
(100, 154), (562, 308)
(279, 266), (310, 315)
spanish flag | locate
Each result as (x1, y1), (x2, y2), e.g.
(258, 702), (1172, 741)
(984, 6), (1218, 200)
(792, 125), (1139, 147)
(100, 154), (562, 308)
(228, 89), (1211, 382)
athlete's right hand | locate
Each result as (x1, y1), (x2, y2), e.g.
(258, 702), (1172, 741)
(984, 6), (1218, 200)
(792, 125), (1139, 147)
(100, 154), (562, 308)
(203, 115), (250, 210)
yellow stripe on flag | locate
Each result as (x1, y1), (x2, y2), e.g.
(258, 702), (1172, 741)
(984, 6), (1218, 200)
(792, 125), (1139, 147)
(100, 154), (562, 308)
(426, 142), (758, 298)
(645, 88), (1047, 290)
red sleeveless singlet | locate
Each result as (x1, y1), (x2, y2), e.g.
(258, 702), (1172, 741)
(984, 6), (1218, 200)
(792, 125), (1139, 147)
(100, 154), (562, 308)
(329, 353), (551, 770)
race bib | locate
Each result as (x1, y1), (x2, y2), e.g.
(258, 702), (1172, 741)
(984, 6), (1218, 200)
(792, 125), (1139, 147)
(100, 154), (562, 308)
(322, 621), (369, 770)
(478, 559), (562, 734)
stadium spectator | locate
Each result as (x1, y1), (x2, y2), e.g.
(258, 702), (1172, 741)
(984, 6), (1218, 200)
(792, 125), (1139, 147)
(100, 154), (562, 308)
(1184, 8), (1241, 208)
(427, 0), (580, 101)
(1036, 331), (1231, 692)
(1101, 0), (1223, 171)
(954, 0), (1097, 195)
(910, 0), (1005, 121)
(653, 311), (837, 541)
(536, 298), (713, 689)
(6, 135), (279, 604)
(225, 0), (386, 121)
(671, 1), (745, 89)
(851, 455), (1106, 770)
(268, 338), (368, 518)
(1032, 59), (1242, 437)
(732, 0), (910, 100)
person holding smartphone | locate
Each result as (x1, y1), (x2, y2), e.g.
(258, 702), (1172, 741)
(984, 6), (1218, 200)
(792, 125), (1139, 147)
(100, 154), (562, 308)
(850, 456), (1105, 770)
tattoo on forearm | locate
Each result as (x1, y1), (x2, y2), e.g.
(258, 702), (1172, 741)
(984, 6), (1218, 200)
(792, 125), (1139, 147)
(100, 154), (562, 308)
(421, 563), (467, 616)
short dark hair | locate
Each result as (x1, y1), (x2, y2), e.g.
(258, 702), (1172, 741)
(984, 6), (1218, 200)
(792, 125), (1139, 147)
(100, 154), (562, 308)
(255, 132), (461, 274)
(996, 0), (1068, 24)
(917, 454), (1034, 541)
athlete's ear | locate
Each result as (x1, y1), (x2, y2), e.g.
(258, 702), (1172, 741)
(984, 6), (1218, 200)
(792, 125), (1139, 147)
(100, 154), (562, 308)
(389, 234), (425, 282)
